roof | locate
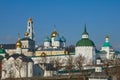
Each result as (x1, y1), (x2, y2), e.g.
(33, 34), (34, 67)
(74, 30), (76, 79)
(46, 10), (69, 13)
(44, 36), (51, 42)
(20, 38), (34, 41)
(60, 36), (66, 42)
(8, 54), (33, 62)
(103, 42), (112, 47)
(76, 38), (95, 47)
(0, 44), (16, 49)
(115, 51), (120, 55)
(54, 34), (60, 41)
(0, 48), (6, 54)
(97, 50), (107, 54)
(51, 30), (58, 38)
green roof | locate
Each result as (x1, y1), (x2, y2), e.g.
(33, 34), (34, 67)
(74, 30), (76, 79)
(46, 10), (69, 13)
(76, 38), (95, 47)
(103, 42), (111, 47)
(97, 50), (107, 54)
(0, 48), (6, 54)
(44, 36), (50, 42)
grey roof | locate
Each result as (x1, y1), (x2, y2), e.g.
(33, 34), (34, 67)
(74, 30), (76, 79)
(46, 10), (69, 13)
(20, 38), (34, 41)
(8, 54), (33, 62)
(0, 44), (16, 49)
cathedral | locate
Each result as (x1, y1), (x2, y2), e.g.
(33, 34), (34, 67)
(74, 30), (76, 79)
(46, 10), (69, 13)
(35, 28), (68, 57)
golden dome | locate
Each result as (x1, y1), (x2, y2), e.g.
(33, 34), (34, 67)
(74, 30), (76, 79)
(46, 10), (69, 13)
(28, 18), (33, 23)
(16, 40), (22, 48)
(25, 32), (29, 37)
(106, 34), (109, 38)
(51, 31), (58, 38)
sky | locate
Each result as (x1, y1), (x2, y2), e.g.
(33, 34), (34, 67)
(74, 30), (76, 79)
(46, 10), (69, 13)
(0, 0), (120, 50)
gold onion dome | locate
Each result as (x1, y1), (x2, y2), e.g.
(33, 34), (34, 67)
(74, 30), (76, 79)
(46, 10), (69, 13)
(28, 18), (33, 23)
(16, 40), (22, 48)
(51, 31), (58, 38)
(25, 32), (29, 37)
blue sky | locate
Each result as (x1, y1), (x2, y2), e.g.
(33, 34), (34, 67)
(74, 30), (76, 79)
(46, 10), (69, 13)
(0, 0), (120, 50)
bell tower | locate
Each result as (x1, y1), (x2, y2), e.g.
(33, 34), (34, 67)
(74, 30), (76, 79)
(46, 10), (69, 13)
(27, 18), (34, 40)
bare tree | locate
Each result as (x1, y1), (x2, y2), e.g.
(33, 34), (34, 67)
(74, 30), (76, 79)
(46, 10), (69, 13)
(49, 57), (64, 75)
(75, 54), (86, 80)
(65, 56), (75, 76)
(75, 54), (85, 71)
(14, 58), (23, 79)
(112, 59), (120, 80)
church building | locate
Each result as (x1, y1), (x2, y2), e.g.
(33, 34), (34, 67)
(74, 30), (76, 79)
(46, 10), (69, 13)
(1, 37), (34, 79)
(100, 35), (115, 60)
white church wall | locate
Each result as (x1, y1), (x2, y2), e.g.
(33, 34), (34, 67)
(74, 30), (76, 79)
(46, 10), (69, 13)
(101, 47), (110, 59)
(75, 46), (96, 65)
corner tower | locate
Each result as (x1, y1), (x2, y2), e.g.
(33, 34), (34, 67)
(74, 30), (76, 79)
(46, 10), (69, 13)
(75, 24), (96, 65)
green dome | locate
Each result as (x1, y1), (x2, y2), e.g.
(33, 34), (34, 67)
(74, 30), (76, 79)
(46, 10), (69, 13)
(0, 48), (6, 54)
(103, 42), (111, 47)
(76, 38), (95, 46)
(44, 36), (50, 42)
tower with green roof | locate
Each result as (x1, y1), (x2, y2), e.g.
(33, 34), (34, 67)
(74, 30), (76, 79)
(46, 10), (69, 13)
(75, 24), (96, 65)
(101, 35), (115, 59)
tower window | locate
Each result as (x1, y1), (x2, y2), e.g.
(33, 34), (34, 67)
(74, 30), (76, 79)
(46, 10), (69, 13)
(29, 29), (30, 33)
(29, 22), (30, 26)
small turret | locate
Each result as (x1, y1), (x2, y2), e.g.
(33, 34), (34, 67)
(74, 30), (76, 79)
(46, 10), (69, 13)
(44, 36), (51, 49)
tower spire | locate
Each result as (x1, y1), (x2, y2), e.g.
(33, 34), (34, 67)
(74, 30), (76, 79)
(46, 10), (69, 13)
(82, 24), (88, 35)
(18, 33), (20, 40)
(84, 24), (87, 33)
(82, 24), (89, 38)
(54, 24), (56, 31)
